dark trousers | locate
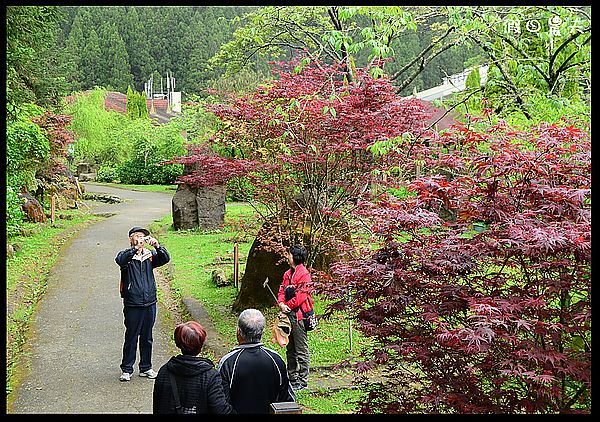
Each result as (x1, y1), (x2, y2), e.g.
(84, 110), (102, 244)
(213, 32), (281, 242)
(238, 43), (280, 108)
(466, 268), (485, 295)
(120, 303), (156, 374)
(286, 313), (310, 388)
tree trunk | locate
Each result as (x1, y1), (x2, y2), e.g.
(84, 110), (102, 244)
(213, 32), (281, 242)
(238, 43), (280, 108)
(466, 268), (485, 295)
(232, 219), (353, 312)
(232, 223), (290, 312)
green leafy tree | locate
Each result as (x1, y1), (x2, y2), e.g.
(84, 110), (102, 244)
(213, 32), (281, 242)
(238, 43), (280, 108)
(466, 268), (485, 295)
(81, 27), (103, 90)
(116, 122), (185, 185)
(447, 6), (590, 119)
(125, 86), (148, 119)
(209, 6), (476, 94)
(137, 91), (149, 119)
(6, 6), (66, 115)
(63, 10), (87, 91)
(6, 104), (50, 191)
(97, 21), (133, 92)
(186, 7), (254, 93)
(6, 104), (50, 234)
(122, 6), (155, 89)
(461, 66), (483, 112)
(126, 85), (136, 119)
(65, 88), (132, 166)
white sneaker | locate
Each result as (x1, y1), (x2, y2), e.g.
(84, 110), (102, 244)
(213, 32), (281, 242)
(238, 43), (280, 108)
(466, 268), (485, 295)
(139, 368), (157, 379)
(119, 372), (131, 382)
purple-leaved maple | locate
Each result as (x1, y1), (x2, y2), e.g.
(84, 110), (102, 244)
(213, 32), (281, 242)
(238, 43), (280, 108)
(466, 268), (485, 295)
(30, 111), (75, 199)
(168, 56), (433, 309)
(318, 117), (591, 413)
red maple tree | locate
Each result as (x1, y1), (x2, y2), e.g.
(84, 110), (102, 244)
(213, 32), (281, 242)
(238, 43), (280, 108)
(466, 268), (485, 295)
(319, 118), (591, 413)
(168, 56), (434, 309)
(171, 55), (432, 265)
(31, 111), (75, 201)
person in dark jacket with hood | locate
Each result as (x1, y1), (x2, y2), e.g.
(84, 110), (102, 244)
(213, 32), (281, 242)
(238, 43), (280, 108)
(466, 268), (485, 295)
(218, 309), (295, 413)
(116, 226), (170, 382)
(153, 321), (234, 414)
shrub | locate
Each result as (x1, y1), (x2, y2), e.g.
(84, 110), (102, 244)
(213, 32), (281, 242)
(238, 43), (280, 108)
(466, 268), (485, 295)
(96, 164), (120, 183)
(322, 119), (591, 413)
(6, 184), (25, 238)
(116, 158), (183, 185)
(226, 177), (255, 202)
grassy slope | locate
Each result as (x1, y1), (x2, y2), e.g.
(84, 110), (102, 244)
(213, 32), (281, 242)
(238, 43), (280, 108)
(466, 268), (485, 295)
(154, 203), (367, 413)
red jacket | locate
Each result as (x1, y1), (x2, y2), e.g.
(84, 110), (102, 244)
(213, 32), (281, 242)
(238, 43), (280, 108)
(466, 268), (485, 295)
(277, 263), (313, 323)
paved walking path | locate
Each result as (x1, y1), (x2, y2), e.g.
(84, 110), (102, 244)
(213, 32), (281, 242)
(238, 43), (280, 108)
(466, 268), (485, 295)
(9, 183), (176, 414)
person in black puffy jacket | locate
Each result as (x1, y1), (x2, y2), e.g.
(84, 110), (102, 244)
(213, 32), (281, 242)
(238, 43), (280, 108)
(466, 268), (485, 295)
(115, 226), (170, 382)
(153, 321), (234, 414)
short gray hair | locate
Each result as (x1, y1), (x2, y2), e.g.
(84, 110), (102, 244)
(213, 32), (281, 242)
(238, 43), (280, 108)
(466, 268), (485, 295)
(238, 308), (266, 343)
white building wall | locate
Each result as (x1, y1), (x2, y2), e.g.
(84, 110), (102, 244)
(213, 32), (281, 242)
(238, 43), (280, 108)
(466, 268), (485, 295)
(170, 92), (181, 113)
(410, 65), (489, 102)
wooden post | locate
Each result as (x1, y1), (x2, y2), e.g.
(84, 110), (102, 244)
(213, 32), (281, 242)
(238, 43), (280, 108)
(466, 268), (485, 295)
(75, 177), (82, 196)
(51, 195), (55, 224)
(348, 288), (353, 353)
(233, 243), (239, 289)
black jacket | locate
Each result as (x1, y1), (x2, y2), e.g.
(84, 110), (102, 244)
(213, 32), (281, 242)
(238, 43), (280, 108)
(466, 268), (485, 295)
(115, 246), (170, 307)
(153, 355), (235, 414)
(217, 343), (295, 414)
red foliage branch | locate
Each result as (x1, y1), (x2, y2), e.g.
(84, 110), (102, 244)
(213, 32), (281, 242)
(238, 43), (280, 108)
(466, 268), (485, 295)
(172, 55), (432, 262)
(166, 143), (252, 188)
(319, 118), (591, 413)
(31, 111), (74, 178)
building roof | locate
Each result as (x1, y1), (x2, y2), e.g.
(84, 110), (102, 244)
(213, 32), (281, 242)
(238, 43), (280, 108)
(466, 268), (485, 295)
(420, 100), (461, 131)
(105, 91), (178, 124)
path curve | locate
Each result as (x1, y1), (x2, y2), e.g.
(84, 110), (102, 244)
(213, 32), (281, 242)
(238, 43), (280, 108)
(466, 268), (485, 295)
(9, 183), (176, 414)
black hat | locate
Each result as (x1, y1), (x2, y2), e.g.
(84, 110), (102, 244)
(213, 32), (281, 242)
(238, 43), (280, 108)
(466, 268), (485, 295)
(128, 226), (150, 237)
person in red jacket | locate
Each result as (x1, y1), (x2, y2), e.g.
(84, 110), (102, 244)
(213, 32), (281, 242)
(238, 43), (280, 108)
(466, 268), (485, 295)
(277, 244), (314, 391)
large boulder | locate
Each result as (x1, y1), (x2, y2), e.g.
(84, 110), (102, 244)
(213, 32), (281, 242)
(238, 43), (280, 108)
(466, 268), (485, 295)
(77, 162), (92, 176)
(172, 184), (226, 231)
(78, 172), (96, 182)
(172, 184), (199, 230)
(211, 268), (229, 287)
(51, 167), (81, 210)
(18, 190), (47, 223)
(196, 185), (226, 230)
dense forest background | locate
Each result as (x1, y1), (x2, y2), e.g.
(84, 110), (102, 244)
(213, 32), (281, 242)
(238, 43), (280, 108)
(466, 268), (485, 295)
(53, 6), (478, 99)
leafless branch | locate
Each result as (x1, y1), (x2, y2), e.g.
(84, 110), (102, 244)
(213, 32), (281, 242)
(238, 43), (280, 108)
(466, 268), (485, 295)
(390, 25), (455, 82)
(405, 86), (484, 157)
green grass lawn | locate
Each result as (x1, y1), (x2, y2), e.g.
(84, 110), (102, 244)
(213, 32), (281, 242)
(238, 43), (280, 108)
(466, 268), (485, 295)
(152, 203), (368, 413)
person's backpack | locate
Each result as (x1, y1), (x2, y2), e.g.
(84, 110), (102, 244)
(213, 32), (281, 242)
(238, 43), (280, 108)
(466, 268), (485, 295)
(301, 296), (318, 332)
